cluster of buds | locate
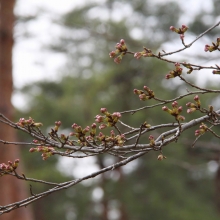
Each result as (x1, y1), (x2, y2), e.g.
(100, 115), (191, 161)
(204, 38), (220, 52)
(70, 123), (92, 145)
(162, 101), (185, 121)
(109, 39), (127, 64)
(16, 117), (43, 128)
(182, 62), (193, 74)
(166, 63), (183, 79)
(186, 95), (201, 113)
(157, 154), (167, 161)
(170, 24), (188, 40)
(134, 48), (153, 60)
(29, 146), (55, 160)
(133, 86), (154, 101)
(195, 123), (208, 136)
(95, 108), (122, 129)
(96, 130), (125, 147)
(0, 159), (20, 176)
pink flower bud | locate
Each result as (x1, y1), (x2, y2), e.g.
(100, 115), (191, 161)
(29, 148), (36, 153)
(134, 52), (142, 59)
(178, 106), (183, 113)
(55, 121), (61, 126)
(165, 74), (172, 79)
(133, 89), (138, 94)
(100, 108), (107, 113)
(120, 39), (125, 45)
(115, 43), (122, 49)
(172, 101), (178, 108)
(143, 86), (149, 91)
(194, 95), (199, 101)
(139, 93), (148, 101)
(14, 159), (20, 163)
(162, 106), (168, 111)
(91, 123), (96, 129)
(114, 56), (122, 64)
(176, 115), (185, 121)
(112, 112), (121, 118)
(195, 130), (200, 136)
(109, 51), (116, 58)
(69, 132), (76, 136)
(204, 45), (210, 52)
(149, 135), (154, 140)
(187, 108), (197, 114)
(170, 26), (175, 31)
(99, 124), (107, 130)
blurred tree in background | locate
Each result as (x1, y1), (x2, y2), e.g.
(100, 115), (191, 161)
(13, 0), (220, 219)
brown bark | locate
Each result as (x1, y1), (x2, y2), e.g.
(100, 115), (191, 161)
(0, 1), (34, 219)
(215, 166), (220, 214)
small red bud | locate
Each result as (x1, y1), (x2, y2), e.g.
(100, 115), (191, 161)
(100, 108), (107, 113)
(162, 106), (168, 111)
(194, 95), (199, 101)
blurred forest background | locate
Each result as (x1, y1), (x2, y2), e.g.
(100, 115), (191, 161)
(7, 0), (220, 219)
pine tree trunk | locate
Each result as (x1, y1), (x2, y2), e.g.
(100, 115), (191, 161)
(0, 1), (34, 219)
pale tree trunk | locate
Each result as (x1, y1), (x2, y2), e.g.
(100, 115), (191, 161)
(0, 0), (34, 219)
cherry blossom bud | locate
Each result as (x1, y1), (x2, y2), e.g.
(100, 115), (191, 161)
(120, 39), (125, 45)
(134, 52), (142, 59)
(204, 45), (210, 52)
(95, 115), (104, 123)
(181, 25), (188, 32)
(195, 130), (200, 136)
(178, 106), (183, 113)
(83, 126), (90, 134)
(99, 124), (107, 130)
(187, 108), (197, 113)
(91, 123), (96, 129)
(149, 135), (154, 140)
(162, 106), (169, 111)
(176, 115), (185, 121)
(60, 134), (67, 140)
(186, 102), (194, 107)
(139, 93), (148, 101)
(14, 159), (20, 163)
(115, 43), (122, 49)
(194, 95), (199, 101)
(109, 51), (116, 58)
(165, 74), (172, 79)
(169, 26), (176, 31)
(29, 148), (36, 153)
(112, 112), (121, 118)
(114, 56), (122, 64)
(69, 132), (76, 136)
(172, 101), (178, 108)
(100, 108), (107, 113)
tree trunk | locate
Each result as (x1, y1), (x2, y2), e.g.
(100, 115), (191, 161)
(215, 165), (220, 214)
(0, 1), (34, 219)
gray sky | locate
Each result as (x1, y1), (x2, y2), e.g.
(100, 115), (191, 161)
(12, 0), (216, 108)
